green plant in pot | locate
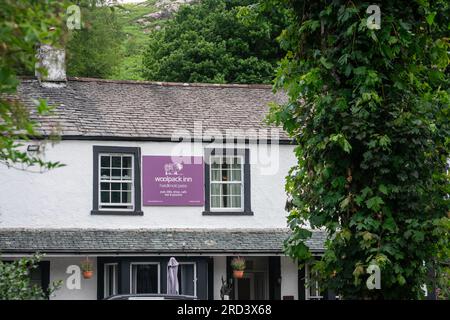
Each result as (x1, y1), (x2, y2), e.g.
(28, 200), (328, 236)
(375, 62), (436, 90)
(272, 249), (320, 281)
(231, 257), (246, 279)
(81, 259), (93, 279)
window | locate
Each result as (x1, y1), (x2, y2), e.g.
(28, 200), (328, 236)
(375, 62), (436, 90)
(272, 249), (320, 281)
(305, 264), (323, 300)
(210, 156), (243, 210)
(178, 263), (196, 296)
(203, 149), (252, 215)
(99, 154), (134, 210)
(130, 263), (160, 294)
(104, 263), (118, 298)
(92, 146), (142, 215)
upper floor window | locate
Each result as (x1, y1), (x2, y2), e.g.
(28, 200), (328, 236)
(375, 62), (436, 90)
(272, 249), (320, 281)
(210, 155), (243, 210)
(92, 146), (142, 216)
(99, 154), (134, 210)
(203, 148), (252, 215)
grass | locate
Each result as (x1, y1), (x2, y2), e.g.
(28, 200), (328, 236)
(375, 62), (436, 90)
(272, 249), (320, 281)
(112, 0), (171, 80)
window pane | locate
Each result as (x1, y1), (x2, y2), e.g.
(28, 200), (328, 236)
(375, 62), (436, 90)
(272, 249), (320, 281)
(101, 191), (110, 203)
(178, 264), (195, 296)
(100, 182), (110, 191)
(112, 169), (121, 180)
(231, 169), (241, 181)
(230, 184), (241, 195)
(122, 156), (132, 168)
(211, 158), (220, 169)
(122, 183), (131, 191)
(211, 169), (221, 181)
(122, 192), (132, 203)
(104, 265), (118, 298)
(132, 264), (158, 294)
(101, 156), (110, 167)
(111, 183), (120, 191)
(112, 156), (121, 168)
(211, 195), (222, 208)
(211, 184), (220, 196)
(231, 196), (241, 208)
(221, 184), (228, 196)
(222, 195), (230, 207)
(111, 192), (120, 203)
(232, 157), (241, 169)
(221, 169), (231, 181)
(122, 169), (132, 179)
(100, 169), (110, 179)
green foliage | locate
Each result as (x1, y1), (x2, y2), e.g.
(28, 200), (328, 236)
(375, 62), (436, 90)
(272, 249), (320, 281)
(268, 0), (450, 299)
(0, 0), (65, 170)
(80, 259), (93, 272)
(230, 256), (246, 271)
(66, 1), (124, 78)
(0, 254), (61, 300)
(112, 1), (165, 80)
(142, 0), (289, 84)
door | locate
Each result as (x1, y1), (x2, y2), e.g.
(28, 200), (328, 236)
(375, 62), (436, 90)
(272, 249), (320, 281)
(235, 274), (254, 300)
(234, 272), (267, 300)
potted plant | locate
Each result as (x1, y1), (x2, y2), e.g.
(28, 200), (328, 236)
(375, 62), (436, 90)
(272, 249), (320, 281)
(231, 257), (246, 279)
(81, 259), (93, 279)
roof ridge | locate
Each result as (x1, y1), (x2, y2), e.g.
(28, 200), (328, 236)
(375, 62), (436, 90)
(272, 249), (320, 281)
(18, 76), (274, 89)
(0, 227), (293, 233)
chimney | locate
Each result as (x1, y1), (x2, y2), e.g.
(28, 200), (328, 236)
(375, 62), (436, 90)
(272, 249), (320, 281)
(35, 44), (67, 87)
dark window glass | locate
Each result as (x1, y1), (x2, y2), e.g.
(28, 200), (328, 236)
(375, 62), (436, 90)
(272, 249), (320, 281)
(132, 264), (158, 294)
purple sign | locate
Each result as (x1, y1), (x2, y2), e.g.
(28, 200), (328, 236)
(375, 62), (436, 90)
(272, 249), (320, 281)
(142, 156), (204, 206)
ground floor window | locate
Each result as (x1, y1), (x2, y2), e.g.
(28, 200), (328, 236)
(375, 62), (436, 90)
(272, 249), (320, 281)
(178, 262), (196, 296)
(104, 263), (118, 298)
(305, 264), (323, 300)
(130, 263), (160, 294)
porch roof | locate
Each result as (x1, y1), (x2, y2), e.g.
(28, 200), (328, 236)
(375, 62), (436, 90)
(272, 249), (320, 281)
(0, 228), (325, 254)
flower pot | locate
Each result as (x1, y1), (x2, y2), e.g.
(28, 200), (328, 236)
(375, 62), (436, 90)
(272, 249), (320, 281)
(83, 271), (93, 279)
(233, 270), (244, 279)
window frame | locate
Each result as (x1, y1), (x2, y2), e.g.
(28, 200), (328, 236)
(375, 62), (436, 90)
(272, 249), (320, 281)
(103, 263), (118, 298)
(129, 262), (161, 294)
(305, 263), (323, 300)
(203, 148), (252, 215)
(92, 146), (142, 216)
(177, 262), (197, 297)
(209, 154), (244, 212)
(98, 153), (135, 211)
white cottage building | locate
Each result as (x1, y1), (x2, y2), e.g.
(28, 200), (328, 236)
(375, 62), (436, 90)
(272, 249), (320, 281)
(0, 50), (326, 300)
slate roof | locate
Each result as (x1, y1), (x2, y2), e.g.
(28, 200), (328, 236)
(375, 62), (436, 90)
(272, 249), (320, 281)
(0, 229), (326, 254)
(15, 77), (290, 141)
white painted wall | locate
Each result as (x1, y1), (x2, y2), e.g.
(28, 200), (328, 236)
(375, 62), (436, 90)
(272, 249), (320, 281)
(0, 140), (296, 229)
(280, 256), (298, 300)
(47, 257), (97, 300)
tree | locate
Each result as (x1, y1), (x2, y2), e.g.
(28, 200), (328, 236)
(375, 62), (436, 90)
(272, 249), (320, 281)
(0, 255), (61, 300)
(66, 1), (123, 78)
(142, 0), (289, 84)
(0, 0), (64, 170)
(267, 1), (450, 299)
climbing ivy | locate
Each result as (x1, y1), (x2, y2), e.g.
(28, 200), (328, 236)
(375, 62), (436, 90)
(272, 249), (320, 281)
(268, 0), (450, 299)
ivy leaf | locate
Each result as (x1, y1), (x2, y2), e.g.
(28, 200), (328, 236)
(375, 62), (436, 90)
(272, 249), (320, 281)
(319, 57), (333, 69)
(426, 12), (436, 26)
(366, 196), (384, 212)
(378, 184), (388, 195)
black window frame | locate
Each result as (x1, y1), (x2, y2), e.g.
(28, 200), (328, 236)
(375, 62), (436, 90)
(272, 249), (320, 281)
(91, 146), (143, 216)
(203, 148), (253, 216)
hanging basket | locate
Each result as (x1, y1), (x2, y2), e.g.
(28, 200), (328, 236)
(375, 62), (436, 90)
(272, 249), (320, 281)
(83, 270), (94, 279)
(233, 270), (244, 279)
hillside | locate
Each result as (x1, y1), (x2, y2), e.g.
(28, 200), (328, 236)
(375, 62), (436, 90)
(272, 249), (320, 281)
(113, 0), (197, 80)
